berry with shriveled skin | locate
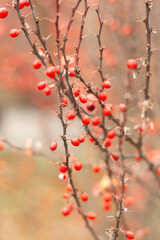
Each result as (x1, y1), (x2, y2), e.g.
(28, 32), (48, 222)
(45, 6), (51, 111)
(86, 102), (95, 112)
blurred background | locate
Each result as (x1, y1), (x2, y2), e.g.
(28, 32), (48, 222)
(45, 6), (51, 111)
(0, 0), (160, 239)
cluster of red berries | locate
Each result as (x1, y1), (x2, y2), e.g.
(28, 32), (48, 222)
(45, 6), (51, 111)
(0, 2), (30, 37)
(61, 183), (95, 219)
(13, 0), (30, 9)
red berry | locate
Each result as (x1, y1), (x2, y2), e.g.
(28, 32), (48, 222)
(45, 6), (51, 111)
(19, 1), (25, 9)
(106, 103), (113, 110)
(88, 134), (97, 143)
(127, 59), (137, 70)
(123, 196), (135, 206)
(92, 165), (100, 173)
(32, 59), (42, 69)
(121, 24), (132, 36)
(0, 7), (8, 19)
(74, 161), (82, 171)
(103, 192), (112, 202)
(24, 1), (30, 6)
(37, 81), (46, 90)
(50, 141), (57, 151)
(102, 201), (111, 210)
(71, 138), (79, 147)
(79, 94), (87, 103)
(88, 136), (94, 142)
(73, 88), (80, 97)
(61, 206), (71, 216)
(62, 192), (70, 199)
(66, 183), (73, 192)
(102, 80), (111, 89)
(81, 192), (89, 201)
(68, 68), (76, 77)
(104, 138), (112, 147)
(82, 115), (90, 125)
(44, 87), (52, 96)
(0, 141), (4, 151)
(135, 156), (141, 162)
(107, 129), (116, 139)
(157, 167), (160, 176)
(78, 134), (85, 143)
(62, 97), (68, 107)
(59, 165), (67, 173)
(103, 106), (112, 116)
(66, 110), (76, 120)
(126, 231), (134, 239)
(10, 29), (20, 38)
(99, 91), (107, 101)
(55, 65), (62, 74)
(46, 66), (56, 78)
(86, 212), (96, 220)
(119, 103), (128, 112)
(91, 116), (101, 126)
(86, 102), (95, 112)
(59, 173), (67, 180)
(112, 152), (119, 161)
